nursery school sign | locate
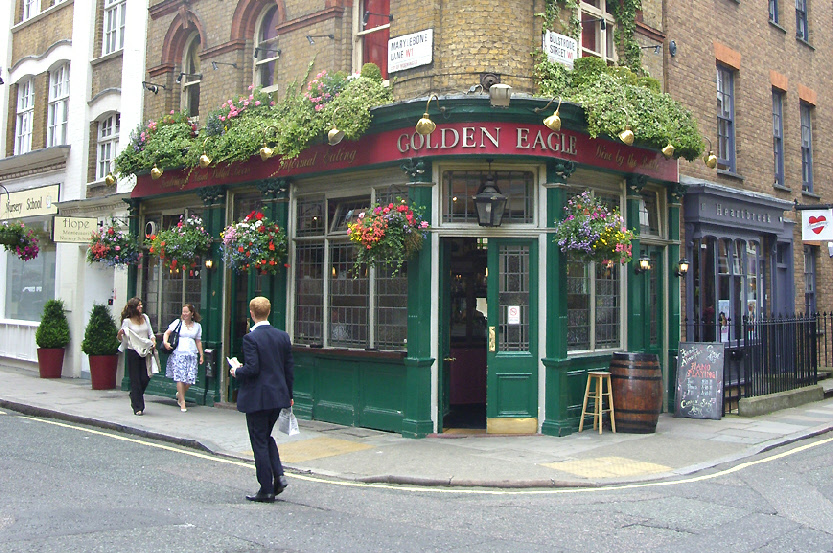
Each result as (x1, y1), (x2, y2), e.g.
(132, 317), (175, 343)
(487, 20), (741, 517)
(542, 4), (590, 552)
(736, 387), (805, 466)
(132, 122), (677, 197)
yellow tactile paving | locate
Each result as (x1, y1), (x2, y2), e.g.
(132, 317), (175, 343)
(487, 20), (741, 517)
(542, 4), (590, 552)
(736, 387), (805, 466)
(277, 437), (374, 463)
(541, 456), (671, 478)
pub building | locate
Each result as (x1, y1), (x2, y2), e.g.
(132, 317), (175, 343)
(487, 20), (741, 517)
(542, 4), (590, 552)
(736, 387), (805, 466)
(128, 96), (684, 437)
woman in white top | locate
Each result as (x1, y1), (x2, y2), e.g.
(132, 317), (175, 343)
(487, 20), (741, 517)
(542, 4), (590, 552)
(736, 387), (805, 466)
(116, 297), (156, 416)
(163, 303), (204, 412)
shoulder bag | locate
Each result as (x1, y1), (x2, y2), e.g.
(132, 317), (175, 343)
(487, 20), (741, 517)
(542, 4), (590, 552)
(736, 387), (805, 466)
(169, 319), (183, 350)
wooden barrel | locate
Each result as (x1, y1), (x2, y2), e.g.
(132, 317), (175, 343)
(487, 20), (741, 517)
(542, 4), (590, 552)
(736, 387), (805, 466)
(609, 352), (662, 433)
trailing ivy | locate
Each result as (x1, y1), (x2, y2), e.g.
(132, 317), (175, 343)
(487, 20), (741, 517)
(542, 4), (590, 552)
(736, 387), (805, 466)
(608, 0), (643, 74)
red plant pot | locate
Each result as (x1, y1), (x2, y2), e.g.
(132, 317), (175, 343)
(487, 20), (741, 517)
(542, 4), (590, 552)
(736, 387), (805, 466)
(89, 355), (118, 390)
(37, 348), (65, 378)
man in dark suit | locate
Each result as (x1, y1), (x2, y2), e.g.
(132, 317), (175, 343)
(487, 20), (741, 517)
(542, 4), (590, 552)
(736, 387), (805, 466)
(229, 296), (294, 503)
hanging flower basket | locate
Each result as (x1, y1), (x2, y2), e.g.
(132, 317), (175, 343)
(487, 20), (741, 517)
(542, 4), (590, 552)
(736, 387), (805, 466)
(145, 214), (211, 272)
(0, 220), (39, 261)
(553, 191), (635, 264)
(220, 211), (288, 275)
(87, 225), (141, 267)
(347, 198), (430, 276)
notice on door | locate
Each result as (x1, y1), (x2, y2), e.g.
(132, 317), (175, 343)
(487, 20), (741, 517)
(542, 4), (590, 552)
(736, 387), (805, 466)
(674, 342), (724, 420)
(507, 305), (520, 325)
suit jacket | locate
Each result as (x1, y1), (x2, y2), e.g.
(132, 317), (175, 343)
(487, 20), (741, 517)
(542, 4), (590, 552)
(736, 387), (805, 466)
(234, 323), (294, 414)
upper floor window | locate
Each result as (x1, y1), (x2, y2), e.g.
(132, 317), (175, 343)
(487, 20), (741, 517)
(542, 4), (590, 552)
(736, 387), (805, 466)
(716, 65), (736, 172)
(102, 0), (126, 55)
(769, 0), (779, 23)
(22, 0), (40, 21)
(355, 0), (390, 79)
(795, 0), (808, 41)
(47, 63), (70, 147)
(801, 102), (813, 192)
(254, 6), (280, 91)
(772, 89), (784, 188)
(96, 113), (120, 181)
(579, 0), (616, 62)
(180, 34), (202, 119)
(15, 79), (34, 156)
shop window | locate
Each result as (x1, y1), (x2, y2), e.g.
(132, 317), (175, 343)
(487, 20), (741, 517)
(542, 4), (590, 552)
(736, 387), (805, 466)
(293, 192), (408, 350)
(254, 6), (281, 91)
(47, 63), (70, 147)
(769, 0), (779, 23)
(579, 0), (616, 63)
(804, 246), (816, 315)
(442, 170), (534, 225)
(4, 229), (54, 322)
(800, 102), (813, 192)
(15, 78), (34, 156)
(772, 90), (784, 188)
(181, 35), (202, 119)
(96, 113), (120, 181)
(795, 0), (808, 41)
(22, 0), (40, 21)
(717, 65), (736, 172)
(355, 0), (390, 79)
(140, 210), (204, 331)
(102, 0), (126, 56)
(567, 256), (621, 351)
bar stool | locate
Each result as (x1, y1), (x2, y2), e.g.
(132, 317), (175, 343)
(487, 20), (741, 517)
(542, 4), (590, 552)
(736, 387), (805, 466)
(579, 371), (616, 434)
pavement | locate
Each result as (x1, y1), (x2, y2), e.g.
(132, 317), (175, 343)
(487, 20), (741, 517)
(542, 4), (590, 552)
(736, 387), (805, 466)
(1, 364), (832, 489)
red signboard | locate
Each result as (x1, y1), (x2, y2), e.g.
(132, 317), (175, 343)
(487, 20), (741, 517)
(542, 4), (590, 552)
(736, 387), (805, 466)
(132, 122), (678, 197)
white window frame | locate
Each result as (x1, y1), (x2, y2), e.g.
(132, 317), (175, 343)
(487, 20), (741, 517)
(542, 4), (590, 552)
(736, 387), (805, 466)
(578, 0), (617, 62)
(47, 63), (70, 147)
(254, 7), (281, 92)
(22, 0), (40, 21)
(353, 0), (391, 79)
(102, 0), (126, 56)
(96, 113), (120, 181)
(15, 79), (34, 156)
(180, 34), (202, 118)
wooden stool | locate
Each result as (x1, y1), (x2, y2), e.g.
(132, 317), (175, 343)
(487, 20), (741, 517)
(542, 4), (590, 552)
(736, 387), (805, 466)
(579, 371), (616, 434)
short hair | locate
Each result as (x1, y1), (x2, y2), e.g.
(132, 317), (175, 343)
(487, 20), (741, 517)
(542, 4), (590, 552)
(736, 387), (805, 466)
(249, 296), (271, 319)
(184, 303), (201, 323)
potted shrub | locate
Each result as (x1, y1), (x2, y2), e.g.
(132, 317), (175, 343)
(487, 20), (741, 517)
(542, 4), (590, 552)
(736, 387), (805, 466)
(81, 304), (121, 389)
(35, 299), (71, 378)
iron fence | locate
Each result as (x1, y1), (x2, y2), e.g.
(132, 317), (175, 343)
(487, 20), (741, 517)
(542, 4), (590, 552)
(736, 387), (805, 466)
(682, 313), (818, 414)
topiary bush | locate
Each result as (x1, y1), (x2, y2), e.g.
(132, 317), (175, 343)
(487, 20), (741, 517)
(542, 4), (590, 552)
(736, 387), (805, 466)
(36, 299), (70, 349)
(81, 304), (120, 356)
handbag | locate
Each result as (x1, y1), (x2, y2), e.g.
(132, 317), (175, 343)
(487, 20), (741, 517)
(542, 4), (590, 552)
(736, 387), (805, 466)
(278, 407), (300, 436)
(169, 319), (183, 350)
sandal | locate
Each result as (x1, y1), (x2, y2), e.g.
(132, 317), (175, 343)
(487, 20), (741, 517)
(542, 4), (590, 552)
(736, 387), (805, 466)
(180, 407), (187, 413)
(134, 410), (143, 416)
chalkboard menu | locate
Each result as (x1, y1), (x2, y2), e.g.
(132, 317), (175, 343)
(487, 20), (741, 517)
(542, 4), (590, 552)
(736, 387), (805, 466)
(675, 342), (725, 420)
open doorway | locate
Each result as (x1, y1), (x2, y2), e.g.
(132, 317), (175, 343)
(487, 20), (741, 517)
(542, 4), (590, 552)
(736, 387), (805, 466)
(442, 237), (488, 431)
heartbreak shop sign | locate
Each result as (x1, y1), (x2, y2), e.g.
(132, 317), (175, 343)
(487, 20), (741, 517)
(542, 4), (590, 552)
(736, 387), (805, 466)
(802, 209), (833, 240)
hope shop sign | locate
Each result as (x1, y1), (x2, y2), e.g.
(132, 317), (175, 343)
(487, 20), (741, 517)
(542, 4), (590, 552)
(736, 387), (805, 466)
(675, 342), (725, 420)
(132, 123), (677, 197)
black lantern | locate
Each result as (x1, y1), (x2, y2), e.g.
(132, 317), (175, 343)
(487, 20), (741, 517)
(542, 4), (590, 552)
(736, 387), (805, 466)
(473, 172), (508, 227)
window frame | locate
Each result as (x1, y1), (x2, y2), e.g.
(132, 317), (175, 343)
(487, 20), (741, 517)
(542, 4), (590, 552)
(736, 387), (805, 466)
(440, 166), (537, 227)
(804, 245), (816, 315)
(801, 102), (813, 193)
(180, 34), (202, 119)
(769, 0), (779, 23)
(795, 0), (808, 41)
(772, 89), (785, 188)
(354, 0), (391, 80)
(578, 0), (617, 63)
(96, 113), (120, 181)
(102, 0), (126, 56)
(15, 78), (34, 156)
(47, 63), (70, 148)
(254, 6), (281, 92)
(716, 65), (736, 172)
(22, 0), (40, 21)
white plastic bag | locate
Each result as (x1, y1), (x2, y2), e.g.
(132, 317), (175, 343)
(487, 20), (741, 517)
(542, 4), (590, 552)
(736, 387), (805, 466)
(278, 407), (300, 436)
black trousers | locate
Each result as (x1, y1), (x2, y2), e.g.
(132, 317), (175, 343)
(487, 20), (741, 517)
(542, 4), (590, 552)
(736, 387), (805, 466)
(246, 408), (284, 493)
(126, 349), (150, 413)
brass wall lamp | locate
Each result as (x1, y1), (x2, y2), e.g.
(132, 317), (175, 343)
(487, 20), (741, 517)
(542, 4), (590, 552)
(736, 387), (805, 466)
(415, 94), (445, 136)
(702, 137), (718, 168)
(535, 97), (562, 131)
(328, 106), (345, 146)
(259, 126), (279, 160)
(199, 139), (212, 169)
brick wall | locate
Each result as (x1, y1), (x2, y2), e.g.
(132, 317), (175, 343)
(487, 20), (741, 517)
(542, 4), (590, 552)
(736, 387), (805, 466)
(11, 1), (73, 62)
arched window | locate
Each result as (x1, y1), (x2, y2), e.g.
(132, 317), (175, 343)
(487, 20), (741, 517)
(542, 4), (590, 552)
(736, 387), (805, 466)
(180, 34), (202, 119)
(254, 6), (280, 91)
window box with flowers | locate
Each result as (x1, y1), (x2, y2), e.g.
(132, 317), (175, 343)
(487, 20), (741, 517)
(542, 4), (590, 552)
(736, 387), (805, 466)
(87, 225), (141, 267)
(347, 198), (430, 276)
(220, 211), (288, 275)
(553, 191), (634, 265)
(0, 220), (39, 261)
(145, 214), (211, 272)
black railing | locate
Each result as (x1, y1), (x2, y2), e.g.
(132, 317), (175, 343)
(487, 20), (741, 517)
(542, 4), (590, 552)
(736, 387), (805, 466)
(814, 312), (833, 369)
(683, 314), (818, 414)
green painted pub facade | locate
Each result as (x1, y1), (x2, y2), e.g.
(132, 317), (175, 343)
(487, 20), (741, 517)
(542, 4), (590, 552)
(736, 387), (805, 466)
(124, 96), (683, 438)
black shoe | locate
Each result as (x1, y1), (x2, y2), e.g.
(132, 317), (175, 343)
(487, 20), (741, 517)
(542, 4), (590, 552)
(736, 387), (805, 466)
(245, 490), (275, 503)
(274, 475), (288, 495)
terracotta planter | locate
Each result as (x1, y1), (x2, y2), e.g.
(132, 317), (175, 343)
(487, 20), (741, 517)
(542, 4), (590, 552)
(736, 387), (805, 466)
(37, 348), (65, 378)
(89, 355), (118, 390)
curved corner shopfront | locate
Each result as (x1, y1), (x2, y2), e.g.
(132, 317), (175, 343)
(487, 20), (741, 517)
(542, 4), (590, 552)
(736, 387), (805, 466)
(128, 97), (683, 438)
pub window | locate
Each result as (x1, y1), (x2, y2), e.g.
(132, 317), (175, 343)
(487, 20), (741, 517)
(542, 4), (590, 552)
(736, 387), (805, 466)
(638, 191), (660, 236)
(180, 34), (202, 119)
(579, 0), (616, 63)
(254, 6), (281, 91)
(355, 0), (391, 79)
(442, 170), (534, 225)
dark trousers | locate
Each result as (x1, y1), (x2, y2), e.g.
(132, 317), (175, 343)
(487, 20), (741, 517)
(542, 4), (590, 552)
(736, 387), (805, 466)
(246, 408), (284, 493)
(126, 349), (150, 413)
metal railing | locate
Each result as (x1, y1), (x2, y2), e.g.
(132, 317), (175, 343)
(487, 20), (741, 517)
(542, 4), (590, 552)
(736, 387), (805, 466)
(682, 313), (818, 414)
